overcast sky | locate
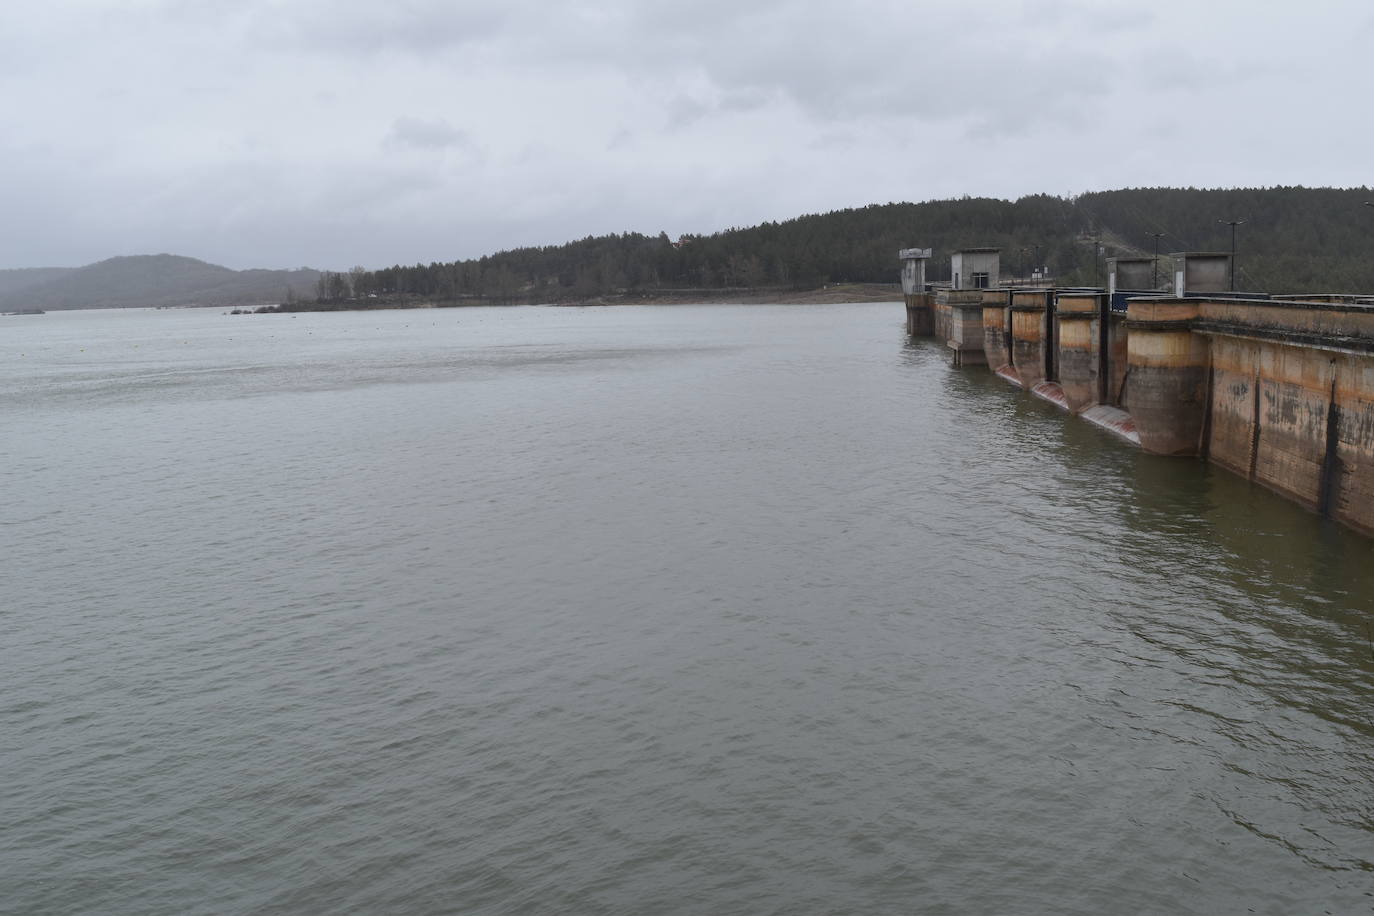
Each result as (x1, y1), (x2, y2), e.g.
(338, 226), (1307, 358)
(3, 1), (1370, 270)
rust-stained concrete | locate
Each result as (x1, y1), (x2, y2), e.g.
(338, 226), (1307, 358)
(1054, 293), (1099, 412)
(1198, 298), (1374, 342)
(1330, 358), (1374, 534)
(932, 292), (952, 342)
(1080, 404), (1140, 446)
(1205, 337), (1332, 509)
(981, 289), (1011, 371)
(1010, 290), (1052, 388)
(895, 242), (1374, 536)
(1124, 299), (1209, 456)
(1031, 380), (1070, 411)
(1204, 337), (1264, 480)
(1129, 296), (1374, 535)
(936, 289), (987, 366)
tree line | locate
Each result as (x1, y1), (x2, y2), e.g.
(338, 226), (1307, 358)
(300, 187), (1374, 305)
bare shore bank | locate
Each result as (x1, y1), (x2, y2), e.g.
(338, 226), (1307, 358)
(242, 283), (902, 314)
(593, 283), (902, 306)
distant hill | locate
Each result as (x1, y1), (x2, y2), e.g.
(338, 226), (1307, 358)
(0, 267), (76, 299)
(330, 186), (1374, 305)
(13, 187), (1374, 311)
(0, 254), (321, 310)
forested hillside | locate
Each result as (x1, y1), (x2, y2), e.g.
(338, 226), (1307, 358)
(321, 187), (1374, 305)
(1076, 187), (1374, 292)
(12, 188), (1370, 311)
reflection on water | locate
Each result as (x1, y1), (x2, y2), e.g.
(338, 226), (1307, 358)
(1, 306), (1371, 915)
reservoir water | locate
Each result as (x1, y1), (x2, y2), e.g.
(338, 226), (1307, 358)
(3, 304), (1373, 914)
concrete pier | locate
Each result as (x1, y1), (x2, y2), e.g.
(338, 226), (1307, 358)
(899, 248), (934, 336)
(1053, 292), (1101, 411)
(981, 289), (1012, 372)
(939, 290), (988, 366)
(1123, 299), (1210, 455)
(1009, 290), (1054, 389)
(905, 292), (935, 336)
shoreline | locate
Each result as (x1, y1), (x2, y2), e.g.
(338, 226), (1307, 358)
(589, 283), (902, 306)
(242, 283), (901, 314)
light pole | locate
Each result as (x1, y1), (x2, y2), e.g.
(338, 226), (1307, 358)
(1219, 219), (1244, 291)
(1019, 247), (1028, 281)
(1149, 232), (1165, 289)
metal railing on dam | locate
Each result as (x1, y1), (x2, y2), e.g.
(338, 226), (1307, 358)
(904, 286), (1374, 537)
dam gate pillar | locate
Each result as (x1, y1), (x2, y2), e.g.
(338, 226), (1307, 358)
(1124, 299), (1209, 456)
(899, 248), (934, 336)
(1054, 292), (1103, 412)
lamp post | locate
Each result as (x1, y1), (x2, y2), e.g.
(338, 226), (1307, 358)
(1019, 247), (1028, 282)
(1149, 232), (1165, 289)
(1219, 219), (1244, 291)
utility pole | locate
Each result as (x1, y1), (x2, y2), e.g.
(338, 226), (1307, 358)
(1219, 219), (1244, 291)
(1149, 233), (1165, 289)
(1032, 245), (1042, 279)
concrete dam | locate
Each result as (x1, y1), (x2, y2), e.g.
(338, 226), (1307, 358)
(900, 247), (1374, 537)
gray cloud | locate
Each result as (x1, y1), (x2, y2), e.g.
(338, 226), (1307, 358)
(0, 0), (1367, 269)
(155, 0), (520, 54)
(667, 95), (712, 129)
(385, 117), (472, 151)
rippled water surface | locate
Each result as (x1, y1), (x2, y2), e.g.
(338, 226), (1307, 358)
(3, 304), (1373, 915)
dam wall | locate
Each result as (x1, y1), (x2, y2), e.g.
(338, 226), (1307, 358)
(901, 253), (1374, 535)
(1127, 296), (1374, 535)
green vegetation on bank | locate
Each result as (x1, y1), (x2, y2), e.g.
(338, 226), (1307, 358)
(307, 187), (1374, 308)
